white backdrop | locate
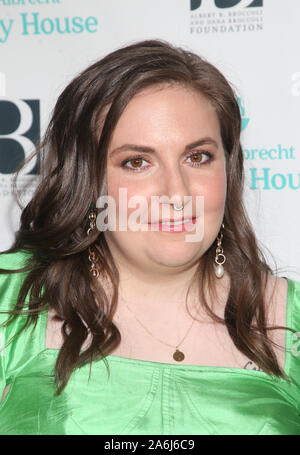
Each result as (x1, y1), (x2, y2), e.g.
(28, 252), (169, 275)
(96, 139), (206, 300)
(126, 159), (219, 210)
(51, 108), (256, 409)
(0, 0), (299, 279)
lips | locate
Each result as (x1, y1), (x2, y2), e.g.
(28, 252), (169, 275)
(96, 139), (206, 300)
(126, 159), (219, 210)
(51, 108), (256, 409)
(148, 216), (197, 225)
(148, 217), (198, 233)
(147, 217), (198, 233)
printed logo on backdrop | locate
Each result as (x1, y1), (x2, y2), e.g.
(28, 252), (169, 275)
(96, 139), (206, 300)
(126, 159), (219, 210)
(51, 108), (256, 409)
(238, 98), (299, 191)
(190, 0), (263, 35)
(237, 97), (250, 131)
(0, 0), (99, 43)
(0, 98), (40, 198)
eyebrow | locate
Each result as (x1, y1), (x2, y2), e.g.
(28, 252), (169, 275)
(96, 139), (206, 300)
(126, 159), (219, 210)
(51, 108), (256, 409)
(109, 137), (219, 157)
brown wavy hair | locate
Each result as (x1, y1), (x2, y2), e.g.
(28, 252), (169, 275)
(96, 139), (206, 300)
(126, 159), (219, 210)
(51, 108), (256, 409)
(0, 39), (295, 396)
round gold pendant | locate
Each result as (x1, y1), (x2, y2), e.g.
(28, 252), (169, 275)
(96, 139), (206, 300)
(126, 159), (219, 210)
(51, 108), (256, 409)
(173, 349), (184, 362)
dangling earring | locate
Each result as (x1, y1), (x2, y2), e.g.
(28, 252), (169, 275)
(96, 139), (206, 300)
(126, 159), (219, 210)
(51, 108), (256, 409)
(87, 203), (99, 278)
(214, 223), (226, 279)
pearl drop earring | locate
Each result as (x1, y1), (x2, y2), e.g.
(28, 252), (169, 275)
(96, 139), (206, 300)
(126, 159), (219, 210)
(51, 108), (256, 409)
(214, 223), (226, 279)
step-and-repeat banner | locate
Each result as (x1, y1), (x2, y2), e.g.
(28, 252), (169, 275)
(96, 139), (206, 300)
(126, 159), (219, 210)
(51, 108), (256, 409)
(1, 0), (299, 279)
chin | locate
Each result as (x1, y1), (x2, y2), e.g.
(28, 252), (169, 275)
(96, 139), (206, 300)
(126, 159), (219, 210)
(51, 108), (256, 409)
(147, 244), (202, 267)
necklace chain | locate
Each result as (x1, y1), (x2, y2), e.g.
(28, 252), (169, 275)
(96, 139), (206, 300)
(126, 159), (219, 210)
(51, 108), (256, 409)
(122, 299), (201, 350)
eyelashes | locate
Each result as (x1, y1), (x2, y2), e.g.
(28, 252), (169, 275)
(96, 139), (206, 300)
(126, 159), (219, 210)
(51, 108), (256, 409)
(120, 151), (213, 173)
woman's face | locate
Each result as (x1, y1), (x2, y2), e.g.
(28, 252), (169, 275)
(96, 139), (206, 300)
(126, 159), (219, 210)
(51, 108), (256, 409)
(104, 84), (227, 273)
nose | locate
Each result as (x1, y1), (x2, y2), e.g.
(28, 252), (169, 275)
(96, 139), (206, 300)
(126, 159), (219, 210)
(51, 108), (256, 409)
(158, 164), (191, 212)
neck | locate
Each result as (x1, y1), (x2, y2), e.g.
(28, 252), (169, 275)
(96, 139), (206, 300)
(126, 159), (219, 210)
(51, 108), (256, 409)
(107, 256), (203, 321)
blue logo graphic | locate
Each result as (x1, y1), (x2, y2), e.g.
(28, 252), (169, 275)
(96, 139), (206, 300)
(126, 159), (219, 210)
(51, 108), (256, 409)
(237, 98), (250, 131)
(0, 99), (40, 174)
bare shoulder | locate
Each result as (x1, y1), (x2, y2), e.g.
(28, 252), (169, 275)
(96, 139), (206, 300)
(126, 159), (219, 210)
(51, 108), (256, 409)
(263, 274), (288, 326)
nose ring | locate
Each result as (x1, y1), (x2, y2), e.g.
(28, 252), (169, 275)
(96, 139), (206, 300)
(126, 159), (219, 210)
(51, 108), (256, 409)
(173, 203), (184, 211)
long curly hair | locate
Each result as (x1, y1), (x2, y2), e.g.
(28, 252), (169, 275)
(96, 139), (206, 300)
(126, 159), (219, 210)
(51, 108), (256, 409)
(0, 39), (294, 396)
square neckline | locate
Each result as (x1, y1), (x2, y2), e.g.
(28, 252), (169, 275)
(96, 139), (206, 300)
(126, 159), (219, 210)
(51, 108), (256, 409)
(40, 277), (294, 378)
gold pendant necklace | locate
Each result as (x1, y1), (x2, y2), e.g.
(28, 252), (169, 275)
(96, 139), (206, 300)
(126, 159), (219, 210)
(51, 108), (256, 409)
(173, 349), (185, 362)
(123, 299), (200, 362)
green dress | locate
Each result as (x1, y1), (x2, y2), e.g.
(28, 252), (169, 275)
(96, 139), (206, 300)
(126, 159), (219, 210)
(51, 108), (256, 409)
(0, 250), (300, 435)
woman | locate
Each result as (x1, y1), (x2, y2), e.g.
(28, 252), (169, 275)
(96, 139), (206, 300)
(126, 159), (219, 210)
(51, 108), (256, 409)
(0, 39), (299, 435)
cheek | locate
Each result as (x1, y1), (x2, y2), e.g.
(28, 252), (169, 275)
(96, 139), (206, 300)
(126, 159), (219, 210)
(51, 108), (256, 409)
(194, 169), (227, 212)
(107, 169), (151, 216)
(107, 167), (119, 199)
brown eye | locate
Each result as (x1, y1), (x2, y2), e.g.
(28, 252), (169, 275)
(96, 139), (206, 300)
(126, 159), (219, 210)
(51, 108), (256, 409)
(186, 151), (212, 167)
(120, 155), (150, 172)
(190, 152), (203, 163)
(130, 158), (143, 168)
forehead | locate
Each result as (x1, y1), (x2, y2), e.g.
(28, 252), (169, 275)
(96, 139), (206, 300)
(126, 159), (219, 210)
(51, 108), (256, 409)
(109, 83), (221, 144)
(125, 82), (214, 111)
